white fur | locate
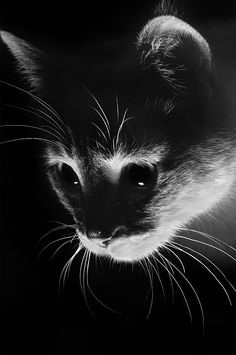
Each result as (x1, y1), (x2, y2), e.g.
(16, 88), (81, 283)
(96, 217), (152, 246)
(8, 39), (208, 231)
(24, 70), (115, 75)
(94, 145), (167, 182)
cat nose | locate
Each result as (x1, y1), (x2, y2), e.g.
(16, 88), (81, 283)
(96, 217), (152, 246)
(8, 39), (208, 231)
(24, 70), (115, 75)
(87, 226), (126, 245)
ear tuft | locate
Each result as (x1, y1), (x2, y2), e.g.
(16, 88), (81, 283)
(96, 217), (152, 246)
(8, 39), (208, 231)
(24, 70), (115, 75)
(0, 30), (43, 91)
(137, 16), (213, 93)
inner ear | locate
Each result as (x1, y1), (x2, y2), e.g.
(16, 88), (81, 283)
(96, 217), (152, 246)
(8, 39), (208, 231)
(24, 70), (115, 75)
(0, 30), (45, 92)
(137, 15), (214, 95)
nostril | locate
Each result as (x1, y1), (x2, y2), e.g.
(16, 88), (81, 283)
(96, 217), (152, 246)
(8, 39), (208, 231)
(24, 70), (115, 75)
(87, 226), (127, 243)
(100, 237), (112, 247)
(86, 229), (112, 248)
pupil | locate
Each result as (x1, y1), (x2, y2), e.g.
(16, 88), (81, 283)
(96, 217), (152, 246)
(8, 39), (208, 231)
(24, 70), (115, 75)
(59, 163), (79, 186)
(126, 163), (156, 188)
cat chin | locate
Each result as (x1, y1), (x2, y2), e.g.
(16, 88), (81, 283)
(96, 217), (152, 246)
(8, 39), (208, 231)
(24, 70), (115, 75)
(77, 229), (171, 262)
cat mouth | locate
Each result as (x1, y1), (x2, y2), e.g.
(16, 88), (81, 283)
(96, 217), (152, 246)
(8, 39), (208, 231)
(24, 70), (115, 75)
(77, 229), (156, 262)
(79, 230), (128, 250)
(92, 236), (113, 248)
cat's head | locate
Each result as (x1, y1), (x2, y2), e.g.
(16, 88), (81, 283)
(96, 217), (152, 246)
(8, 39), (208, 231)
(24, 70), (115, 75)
(1, 14), (235, 262)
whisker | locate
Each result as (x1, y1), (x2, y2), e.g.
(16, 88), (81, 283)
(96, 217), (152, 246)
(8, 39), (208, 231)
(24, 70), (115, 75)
(90, 106), (110, 140)
(0, 137), (67, 150)
(44, 220), (77, 228)
(159, 252), (205, 329)
(115, 96), (119, 122)
(0, 124), (69, 146)
(37, 224), (76, 245)
(115, 107), (133, 148)
(79, 249), (87, 305)
(158, 251), (175, 302)
(176, 235), (236, 262)
(181, 228), (236, 253)
(89, 138), (108, 153)
(149, 254), (166, 299)
(152, 253), (193, 324)
(143, 257), (154, 319)
(79, 249), (97, 318)
(204, 211), (226, 227)
(82, 250), (93, 316)
(91, 122), (109, 143)
(139, 259), (152, 304)
(59, 244), (83, 292)
(171, 241), (236, 303)
(164, 244), (186, 273)
(4, 104), (69, 139)
(0, 80), (66, 128)
(115, 107), (128, 148)
(51, 233), (78, 259)
(112, 137), (116, 152)
(84, 86), (111, 135)
(37, 235), (73, 259)
(26, 105), (69, 137)
(84, 252), (118, 313)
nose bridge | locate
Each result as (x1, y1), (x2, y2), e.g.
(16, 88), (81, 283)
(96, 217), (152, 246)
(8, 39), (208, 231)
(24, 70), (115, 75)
(84, 176), (121, 233)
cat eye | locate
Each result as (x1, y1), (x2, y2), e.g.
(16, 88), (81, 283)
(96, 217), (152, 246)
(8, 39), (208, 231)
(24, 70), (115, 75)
(57, 163), (80, 186)
(123, 163), (157, 190)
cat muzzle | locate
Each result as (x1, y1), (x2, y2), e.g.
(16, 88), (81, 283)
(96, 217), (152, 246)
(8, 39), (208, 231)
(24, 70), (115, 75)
(86, 226), (127, 246)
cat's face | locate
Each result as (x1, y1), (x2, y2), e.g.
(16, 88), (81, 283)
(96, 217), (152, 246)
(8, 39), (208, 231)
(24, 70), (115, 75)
(1, 15), (236, 262)
(45, 135), (234, 262)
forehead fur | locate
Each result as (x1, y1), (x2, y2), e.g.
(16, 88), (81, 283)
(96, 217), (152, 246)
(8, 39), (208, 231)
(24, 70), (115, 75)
(45, 143), (168, 183)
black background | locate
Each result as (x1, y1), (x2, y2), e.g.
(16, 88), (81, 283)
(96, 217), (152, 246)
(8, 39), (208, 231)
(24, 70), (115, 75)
(1, 1), (236, 354)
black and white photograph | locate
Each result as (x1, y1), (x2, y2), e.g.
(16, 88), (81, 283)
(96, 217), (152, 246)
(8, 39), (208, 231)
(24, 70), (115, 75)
(1, 1), (236, 354)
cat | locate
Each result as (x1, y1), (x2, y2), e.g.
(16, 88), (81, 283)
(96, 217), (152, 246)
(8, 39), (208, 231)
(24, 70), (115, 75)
(1, 2), (236, 312)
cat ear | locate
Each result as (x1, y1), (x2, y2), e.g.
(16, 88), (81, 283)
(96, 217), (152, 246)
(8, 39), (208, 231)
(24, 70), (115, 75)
(0, 30), (44, 91)
(137, 16), (213, 94)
